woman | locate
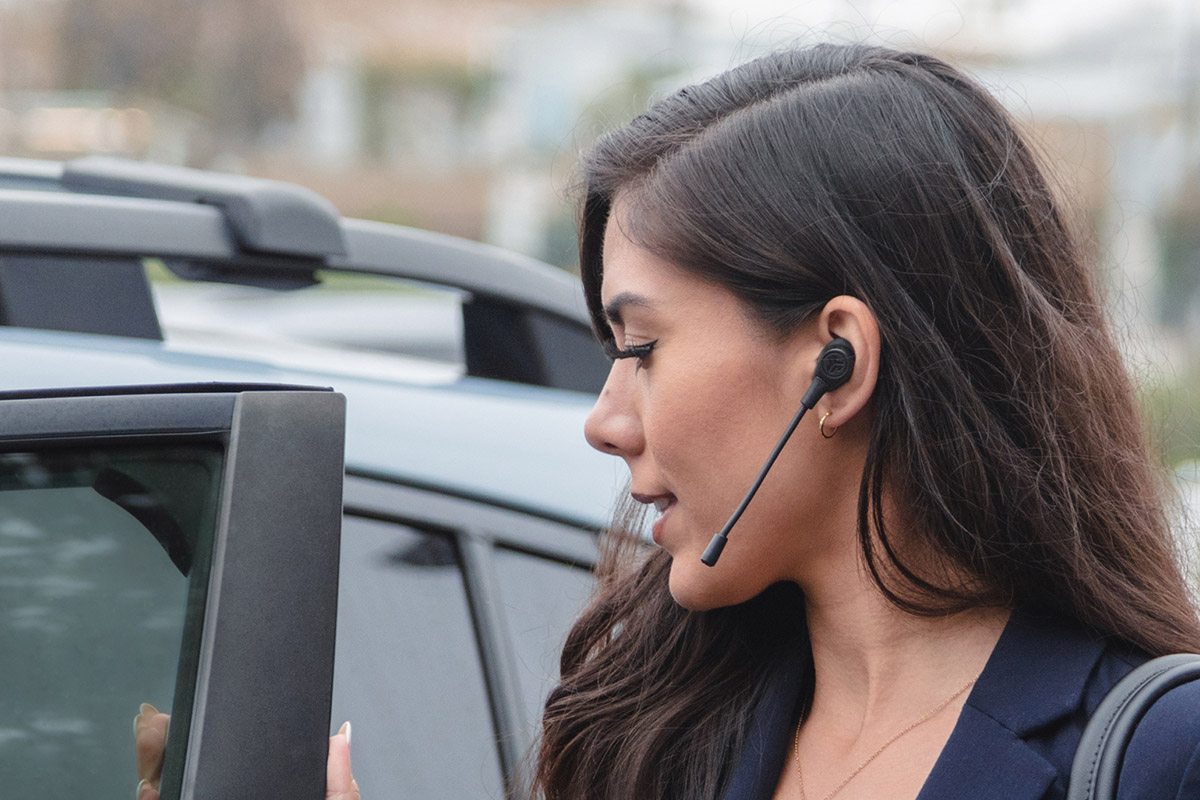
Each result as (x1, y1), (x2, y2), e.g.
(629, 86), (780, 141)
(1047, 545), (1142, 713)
(529, 43), (1200, 799)
(146, 43), (1200, 800)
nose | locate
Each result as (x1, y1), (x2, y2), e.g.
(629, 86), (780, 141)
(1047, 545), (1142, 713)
(584, 364), (643, 458)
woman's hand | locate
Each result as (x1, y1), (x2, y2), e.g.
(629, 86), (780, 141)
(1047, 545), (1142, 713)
(133, 705), (359, 800)
(134, 703), (169, 800)
(327, 722), (360, 800)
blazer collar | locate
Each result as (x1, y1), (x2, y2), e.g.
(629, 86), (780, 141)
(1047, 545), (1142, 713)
(965, 609), (1108, 736)
(722, 610), (1109, 800)
(916, 610), (1108, 799)
(914, 704), (1060, 800)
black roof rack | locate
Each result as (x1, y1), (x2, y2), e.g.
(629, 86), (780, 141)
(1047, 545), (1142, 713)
(0, 157), (608, 393)
(61, 156), (346, 259)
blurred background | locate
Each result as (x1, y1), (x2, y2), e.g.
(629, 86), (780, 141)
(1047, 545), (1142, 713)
(1, 0), (1199, 471)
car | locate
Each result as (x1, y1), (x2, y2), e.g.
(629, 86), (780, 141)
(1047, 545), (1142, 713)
(0, 156), (620, 799)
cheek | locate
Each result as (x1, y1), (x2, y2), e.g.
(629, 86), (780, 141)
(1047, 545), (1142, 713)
(643, 365), (792, 531)
(658, 362), (785, 452)
(649, 354), (769, 440)
(642, 377), (740, 489)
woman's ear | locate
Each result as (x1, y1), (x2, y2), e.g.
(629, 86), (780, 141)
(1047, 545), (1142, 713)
(810, 295), (881, 429)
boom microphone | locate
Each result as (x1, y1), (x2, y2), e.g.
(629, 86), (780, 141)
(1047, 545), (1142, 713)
(700, 337), (855, 567)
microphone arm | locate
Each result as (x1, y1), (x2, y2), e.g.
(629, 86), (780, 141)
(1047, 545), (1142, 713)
(700, 336), (854, 567)
(699, 399), (814, 567)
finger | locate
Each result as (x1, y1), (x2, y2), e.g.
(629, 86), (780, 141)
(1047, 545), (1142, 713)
(134, 705), (171, 786)
(135, 713), (169, 783)
(136, 778), (160, 800)
(327, 722), (360, 800)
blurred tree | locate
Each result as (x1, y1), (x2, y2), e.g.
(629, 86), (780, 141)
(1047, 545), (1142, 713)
(1157, 178), (1200, 330)
(194, 0), (306, 154)
(58, 0), (201, 106)
(57, 0), (305, 162)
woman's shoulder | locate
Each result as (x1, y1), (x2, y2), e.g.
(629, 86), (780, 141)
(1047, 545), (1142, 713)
(1118, 675), (1200, 798)
(990, 614), (1200, 798)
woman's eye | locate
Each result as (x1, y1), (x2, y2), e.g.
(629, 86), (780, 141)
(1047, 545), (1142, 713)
(603, 339), (657, 365)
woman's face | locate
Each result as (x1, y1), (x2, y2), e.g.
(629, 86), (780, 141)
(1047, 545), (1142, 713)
(584, 208), (862, 610)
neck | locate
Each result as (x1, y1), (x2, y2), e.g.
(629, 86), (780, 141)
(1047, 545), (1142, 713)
(784, 432), (1009, 736)
(798, 549), (1008, 738)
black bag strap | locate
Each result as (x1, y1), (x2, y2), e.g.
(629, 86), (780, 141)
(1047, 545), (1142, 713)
(1067, 653), (1200, 800)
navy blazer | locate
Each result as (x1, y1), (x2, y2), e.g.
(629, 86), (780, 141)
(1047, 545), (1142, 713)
(723, 611), (1200, 800)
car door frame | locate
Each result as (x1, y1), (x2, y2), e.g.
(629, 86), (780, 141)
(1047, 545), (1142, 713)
(0, 383), (345, 800)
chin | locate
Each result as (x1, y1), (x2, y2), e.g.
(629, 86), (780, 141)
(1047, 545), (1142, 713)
(666, 555), (752, 612)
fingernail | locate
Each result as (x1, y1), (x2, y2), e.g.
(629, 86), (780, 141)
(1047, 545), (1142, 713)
(139, 703), (156, 716)
(134, 714), (141, 738)
(338, 720), (352, 748)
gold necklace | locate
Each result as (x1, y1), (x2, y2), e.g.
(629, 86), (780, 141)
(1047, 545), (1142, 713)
(793, 675), (978, 800)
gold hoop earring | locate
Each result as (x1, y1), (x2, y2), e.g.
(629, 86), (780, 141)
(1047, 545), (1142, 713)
(819, 411), (838, 439)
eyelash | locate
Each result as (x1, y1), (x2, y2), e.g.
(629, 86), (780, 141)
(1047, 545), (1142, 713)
(603, 339), (658, 364)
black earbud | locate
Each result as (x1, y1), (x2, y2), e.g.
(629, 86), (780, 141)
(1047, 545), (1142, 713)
(802, 337), (855, 409)
(700, 337), (856, 567)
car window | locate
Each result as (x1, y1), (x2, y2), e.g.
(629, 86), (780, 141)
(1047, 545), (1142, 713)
(0, 445), (222, 799)
(492, 548), (593, 738)
(330, 515), (505, 800)
(150, 265), (465, 365)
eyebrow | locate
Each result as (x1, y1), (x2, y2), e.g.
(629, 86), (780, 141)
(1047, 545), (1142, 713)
(603, 292), (654, 327)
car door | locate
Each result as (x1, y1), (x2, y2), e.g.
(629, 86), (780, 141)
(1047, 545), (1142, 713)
(330, 477), (598, 800)
(0, 384), (345, 800)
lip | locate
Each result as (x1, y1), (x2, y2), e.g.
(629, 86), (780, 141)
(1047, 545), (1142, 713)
(632, 492), (676, 544)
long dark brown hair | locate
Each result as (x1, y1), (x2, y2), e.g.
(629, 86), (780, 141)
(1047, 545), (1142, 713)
(532, 43), (1200, 800)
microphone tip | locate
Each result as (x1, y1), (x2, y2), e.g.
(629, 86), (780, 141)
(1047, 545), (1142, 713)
(701, 533), (728, 567)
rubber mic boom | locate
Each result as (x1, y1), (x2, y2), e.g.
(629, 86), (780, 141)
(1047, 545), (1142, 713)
(700, 337), (855, 567)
